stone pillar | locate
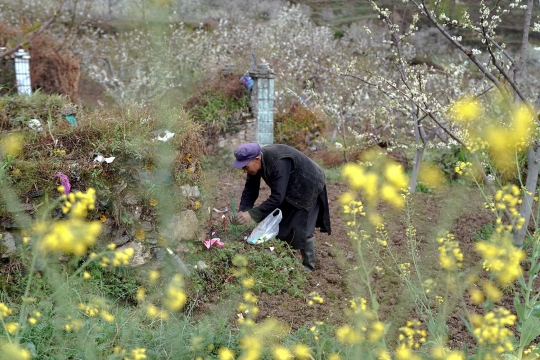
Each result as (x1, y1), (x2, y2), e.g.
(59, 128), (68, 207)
(13, 49), (31, 95)
(249, 63), (275, 146)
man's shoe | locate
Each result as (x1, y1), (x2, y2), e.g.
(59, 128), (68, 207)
(300, 236), (316, 271)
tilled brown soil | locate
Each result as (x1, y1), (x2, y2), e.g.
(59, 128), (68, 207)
(209, 168), (500, 349)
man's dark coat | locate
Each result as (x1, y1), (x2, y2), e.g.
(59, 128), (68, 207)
(239, 144), (331, 249)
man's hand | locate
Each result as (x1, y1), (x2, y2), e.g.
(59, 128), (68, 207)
(237, 211), (255, 225)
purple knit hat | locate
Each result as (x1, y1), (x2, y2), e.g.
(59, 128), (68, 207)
(232, 143), (261, 168)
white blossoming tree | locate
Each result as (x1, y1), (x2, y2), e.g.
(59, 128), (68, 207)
(363, 0), (540, 244)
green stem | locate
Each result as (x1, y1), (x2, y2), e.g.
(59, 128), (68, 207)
(15, 247), (39, 340)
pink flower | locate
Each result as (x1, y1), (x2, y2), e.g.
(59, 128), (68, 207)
(203, 238), (224, 249)
(53, 172), (71, 194)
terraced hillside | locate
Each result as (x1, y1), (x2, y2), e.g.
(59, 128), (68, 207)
(296, 0), (540, 47)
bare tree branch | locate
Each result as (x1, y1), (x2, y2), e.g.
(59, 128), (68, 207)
(0, 0), (68, 58)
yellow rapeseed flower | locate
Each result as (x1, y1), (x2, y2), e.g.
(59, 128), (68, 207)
(395, 344), (422, 360)
(475, 232), (526, 286)
(242, 277), (255, 289)
(482, 281), (502, 302)
(112, 247), (134, 266)
(239, 335), (263, 360)
(146, 305), (169, 320)
(126, 348), (147, 360)
(164, 274), (186, 312)
(0, 134), (23, 157)
(0, 302), (13, 318)
(469, 288), (485, 305)
(218, 347), (235, 360)
(451, 98), (482, 122)
(369, 321), (386, 342)
(0, 342), (31, 360)
(384, 163), (408, 189)
(336, 324), (363, 344)
(101, 310), (115, 323)
(38, 217), (101, 256)
(273, 346), (291, 360)
(431, 345), (465, 360)
(473, 307), (516, 353)
(437, 233), (463, 270)
(5, 322), (19, 334)
(136, 287), (146, 302)
(292, 344), (311, 359)
(149, 270), (160, 284)
(418, 163), (445, 188)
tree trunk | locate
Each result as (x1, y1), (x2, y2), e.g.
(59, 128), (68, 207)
(409, 146), (425, 193)
(513, 0), (535, 245)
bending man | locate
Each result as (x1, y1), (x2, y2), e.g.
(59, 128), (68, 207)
(233, 143), (331, 271)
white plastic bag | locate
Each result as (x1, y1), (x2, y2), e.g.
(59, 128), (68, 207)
(246, 209), (282, 245)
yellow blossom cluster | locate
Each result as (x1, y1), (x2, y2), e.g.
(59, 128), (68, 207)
(395, 344), (422, 360)
(239, 335), (263, 359)
(308, 292), (324, 306)
(218, 347), (235, 360)
(485, 104), (536, 173)
(232, 255), (258, 327)
(0, 133), (24, 158)
(309, 321), (324, 341)
(238, 318), (288, 360)
(450, 98), (482, 122)
(34, 188), (101, 256)
(60, 188), (97, 217)
(472, 307), (516, 353)
(524, 344), (539, 358)
(336, 297), (385, 345)
(0, 302), (13, 319)
(5, 322), (19, 334)
(492, 185), (525, 232)
(0, 342), (31, 360)
(418, 163), (446, 189)
(431, 345), (465, 360)
(468, 276), (503, 304)
(375, 224), (388, 247)
(114, 346), (147, 360)
(451, 97), (536, 175)
(336, 324), (363, 345)
(36, 217), (101, 256)
(78, 301), (115, 323)
(230, 255), (302, 360)
(465, 137), (489, 155)
(111, 247), (135, 267)
(125, 348), (147, 360)
(164, 274), (187, 312)
(398, 319), (427, 350)
(454, 161), (472, 176)
(475, 232), (526, 286)
(398, 263), (411, 278)
(343, 200), (365, 216)
(437, 233), (463, 270)
(146, 305), (169, 320)
(28, 310), (41, 325)
(341, 150), (409, 224)
(64, 316), (83, 332)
